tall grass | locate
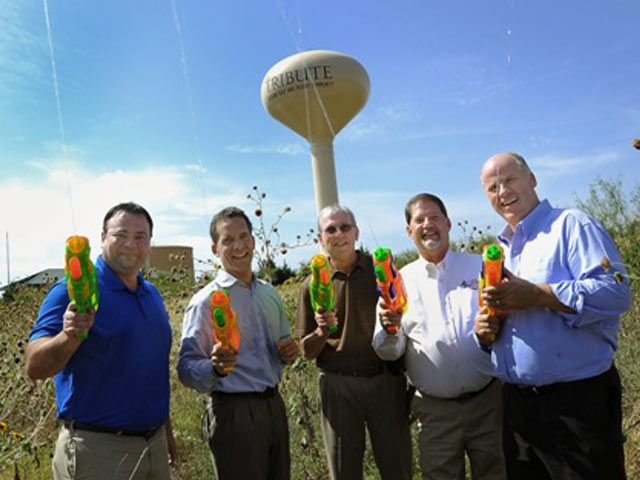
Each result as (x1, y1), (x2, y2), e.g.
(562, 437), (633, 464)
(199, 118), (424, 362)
(2, 272), (639, 479)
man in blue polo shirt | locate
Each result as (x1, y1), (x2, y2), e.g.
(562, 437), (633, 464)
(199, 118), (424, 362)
(26, 202), (176, 480)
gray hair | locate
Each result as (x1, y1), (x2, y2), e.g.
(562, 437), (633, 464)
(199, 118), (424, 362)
(508, 152), (532, 173)
(317, 204), (357, 232)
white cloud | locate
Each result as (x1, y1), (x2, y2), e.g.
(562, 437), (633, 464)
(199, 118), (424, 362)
(530, 152), (619, 173)
(0, 161), (252, 285)
(0, 156), (327, 285)
(340, 103), (420, 142)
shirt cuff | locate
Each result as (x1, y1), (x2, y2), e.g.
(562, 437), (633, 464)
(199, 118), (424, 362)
(474, 333), (492, 354)
(212, 363), (228, 378)
(549, 281), (584, 326)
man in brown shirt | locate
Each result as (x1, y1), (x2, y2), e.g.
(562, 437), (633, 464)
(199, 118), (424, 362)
(296, 205), (412, 480)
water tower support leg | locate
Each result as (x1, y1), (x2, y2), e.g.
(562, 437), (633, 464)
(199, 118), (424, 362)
(310, 141), (339, 214)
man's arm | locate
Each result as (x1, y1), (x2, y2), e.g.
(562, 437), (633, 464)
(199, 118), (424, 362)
(481, 269), (575, 313)
(299, 309), (334, 360)
(25, 303), (93, 379)
(296, 280), (330, 360)
(371, 300), (406, 361)
(484, 218), (631, 324)
(177, 300), (224, 392)
(164, 417), (177, 466)
(276, 336), (299, 364)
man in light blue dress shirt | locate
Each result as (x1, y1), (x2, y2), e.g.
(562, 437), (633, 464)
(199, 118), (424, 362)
(177, 207), (298, 480)
(475, 152), (631, 479)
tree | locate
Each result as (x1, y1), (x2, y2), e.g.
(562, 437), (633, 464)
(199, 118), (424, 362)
(575, 177), (640, 284)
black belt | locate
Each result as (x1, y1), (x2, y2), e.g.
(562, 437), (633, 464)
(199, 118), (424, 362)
(64, 419), (160, 440)
(211, 386), (278, 399)
(320, 365), (385, 378)
(507, 382), (565, 397)
(449, 377), (496, 401)
(506, 367), (614, 397)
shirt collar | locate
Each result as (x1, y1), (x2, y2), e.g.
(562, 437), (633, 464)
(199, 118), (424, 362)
(498, 199), (552, 244)
(95, 255), (149, 293)
(328, 250), (369, 276)
(417, 249), (450, 279)
(214, 268), (253, 289)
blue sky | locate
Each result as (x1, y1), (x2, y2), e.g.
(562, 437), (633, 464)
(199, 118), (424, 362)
(1, 0), (640, 284)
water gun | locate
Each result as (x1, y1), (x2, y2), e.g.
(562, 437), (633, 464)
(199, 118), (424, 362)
(64, 235), (99, 339)
(478, 243), (505, 342)
(373, 247), (408, 334)
(210, 289), (240, 373)
(309, 254), (338, 333)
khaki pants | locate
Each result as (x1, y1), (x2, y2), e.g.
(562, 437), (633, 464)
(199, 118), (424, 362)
(412, 379), (505, 480)
(52, 424), (169, 480)
(319, 370), (413, 480)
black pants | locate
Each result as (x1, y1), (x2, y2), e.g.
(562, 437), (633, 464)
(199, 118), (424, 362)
(502, 365), (626, 480)
(204, 389), (290, 480)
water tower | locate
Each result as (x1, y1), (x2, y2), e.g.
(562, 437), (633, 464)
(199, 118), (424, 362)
(261, 50), (370, 213)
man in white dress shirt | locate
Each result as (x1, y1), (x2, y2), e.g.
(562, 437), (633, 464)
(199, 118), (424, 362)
(372, 193), (505, 480)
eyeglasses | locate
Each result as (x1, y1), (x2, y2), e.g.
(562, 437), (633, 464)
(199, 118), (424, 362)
(323, 223), (355, 235)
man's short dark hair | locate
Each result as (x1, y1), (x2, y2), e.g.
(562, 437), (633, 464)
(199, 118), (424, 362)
(102, 202), (154, 236)
(209, 207), (253, 243)
(404, 193), (448, 224)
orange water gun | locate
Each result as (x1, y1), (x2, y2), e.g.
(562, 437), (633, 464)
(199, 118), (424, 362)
(210, 289), (240, 373)
(309, 254), (338, 333)
(64, 236), (99, 339)
(478, 243), (505, 342)
(373, 247), (408, 334)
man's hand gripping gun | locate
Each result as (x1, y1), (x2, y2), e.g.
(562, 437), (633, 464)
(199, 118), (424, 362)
(210, 289), (241, 374)
(373, 247), (408, 334)
(65, 235), (99, 340)
(309, 254), (338, 333)
(478, 243), (505, 342)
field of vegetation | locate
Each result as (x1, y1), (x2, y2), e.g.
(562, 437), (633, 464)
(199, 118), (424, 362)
(1, 179), (639, 479)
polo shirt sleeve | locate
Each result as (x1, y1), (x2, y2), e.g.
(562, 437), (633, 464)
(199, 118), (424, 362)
(30, 280), (69, 341)
(549, 215), (632, 328)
